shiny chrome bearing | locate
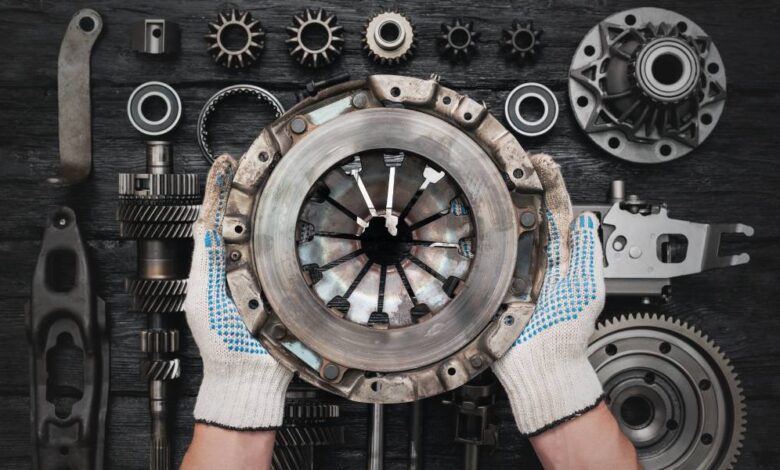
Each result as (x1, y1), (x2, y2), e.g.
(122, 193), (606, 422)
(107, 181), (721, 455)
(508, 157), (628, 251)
(223, 75), (546, 403)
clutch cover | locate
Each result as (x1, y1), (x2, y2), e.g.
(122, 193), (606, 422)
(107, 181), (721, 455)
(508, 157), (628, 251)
(222, 75), (546, 403)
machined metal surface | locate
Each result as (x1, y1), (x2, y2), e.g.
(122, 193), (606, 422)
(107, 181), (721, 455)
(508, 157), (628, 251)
(363, 10), (416, 65)
(574, 180), (753, 298)
(197, 84), (285, 163)
(500, 19), (542, 65)
(205, 9), (265, 69)
(504, 83), (559, 137)
(438, 18), (479, 64)
(28, 207), (108, 470)
(588, 314), (746, 469)
(127, 81), (182, 136)
(569, 8), (727, 163)
(223, 75), (546, 403)
(286, 8), (344, 68)
(50, 9), (103, 185)
(131, 19), (180, 55)
(442, 373), (498, 470)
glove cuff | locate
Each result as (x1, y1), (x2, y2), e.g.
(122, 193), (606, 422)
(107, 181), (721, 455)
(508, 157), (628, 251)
(494, 340), (603, 435)
(194, 355), (292, 430)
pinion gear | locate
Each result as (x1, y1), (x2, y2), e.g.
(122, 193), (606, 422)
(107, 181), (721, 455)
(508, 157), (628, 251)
(205, 9), (265, 69)
(363, 10), (417, 65)
(438, 18), (479, 64)
(286, 8), (344, 68)
(501, 19), (542, 65)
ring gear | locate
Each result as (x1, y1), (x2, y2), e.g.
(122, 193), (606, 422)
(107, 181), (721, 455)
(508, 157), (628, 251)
(568, 8), (727, 163)
(438, 18), (479, 63)
(286, 8), (344, 68)
(588, 314), (745, 470)
(363, 10), (416, 65)
(205, 9), (265, 69)
(501, 19), (542, 64)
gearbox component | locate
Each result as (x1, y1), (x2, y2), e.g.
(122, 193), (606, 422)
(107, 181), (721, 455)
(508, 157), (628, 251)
(286, 8), (344, 68)
(569, 8), (727, 164)
(222, 75), (546, 403)
(504, 83), (559, 137)
(131, 19), (180, 55)
(588, 314), (745, 470)
(127, 81), (182, 136)
(205, 9), (265, 69)
(363, 10), (416, 65)
(501, 19), (542, 65)
(438, 18), (479, 64)
(197, 84), (285, 163)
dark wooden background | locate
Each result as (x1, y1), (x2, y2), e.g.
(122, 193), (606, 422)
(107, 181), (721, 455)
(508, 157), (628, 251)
(1, 0), (779, 468)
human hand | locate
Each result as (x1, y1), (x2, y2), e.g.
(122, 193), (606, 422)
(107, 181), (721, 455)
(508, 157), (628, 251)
(184, 154), (292, 430)
(492, 154), (605, 435)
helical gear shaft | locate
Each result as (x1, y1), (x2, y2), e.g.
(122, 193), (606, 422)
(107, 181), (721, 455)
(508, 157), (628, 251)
(141, 329), (180, 353)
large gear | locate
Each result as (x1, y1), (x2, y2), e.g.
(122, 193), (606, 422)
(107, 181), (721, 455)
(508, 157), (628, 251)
(363, 10), (416, 65)
(118, 173), (199, 198)
(286, 8), (344, 68)
(501, 19), (543, 65)
(205, 9), (265, 69)
(588, 314), (745, 470)
(141, 358), (181, 381)
(569, 8), (727, 163)
(117, 203), (200, 223)
(438, 18), (479, 64)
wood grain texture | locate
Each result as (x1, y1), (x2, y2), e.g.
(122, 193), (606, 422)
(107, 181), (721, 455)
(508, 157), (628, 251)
(1, 0), (778, 468)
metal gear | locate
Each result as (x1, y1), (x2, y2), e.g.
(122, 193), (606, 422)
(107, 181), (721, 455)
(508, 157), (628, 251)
(205, 9), (265, 69)
(588, 314), (745, 470)
(142, 358), (181, 381)
(286, 8), (344, 68)
(438, 18), (479, 64)
(363, 10), (416, 65)
(141, 330), (180, 353)
(569, 8), (727, 163)
(501, 19), (542, 65)
(117, 204), (200, 223)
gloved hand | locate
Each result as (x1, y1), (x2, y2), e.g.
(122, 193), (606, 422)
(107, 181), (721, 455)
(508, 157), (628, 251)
(184, 154), (293, 430)
(492, 154), (605, 436)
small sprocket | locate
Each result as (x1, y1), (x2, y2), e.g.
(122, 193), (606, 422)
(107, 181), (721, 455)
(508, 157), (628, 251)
(438, 18), (479, 64)
(286, 8), (344, 68)
(363, 10), (416, 65)
(205, 9), (265, 69)
(501, 19), (542, 65)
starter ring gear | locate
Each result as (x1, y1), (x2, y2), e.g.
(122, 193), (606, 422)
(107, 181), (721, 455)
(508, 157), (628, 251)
(588, 314), (745, 470)
(568, 8), (727, 163)
(197, 84), (285, 164)
(127, 81), (182, 136)
(222, 75), (546, 403)
(438, 18), (478, 64)
(363, 10), (416, 65)
(504, 83), (559, 137)
(205, 9), (265, 69)
(501, 19), (542, 65)
(286, 8), (344, 68)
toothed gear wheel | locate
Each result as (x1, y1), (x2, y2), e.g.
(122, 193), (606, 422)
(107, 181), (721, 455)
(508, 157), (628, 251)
(284, 402), (341, 421)
(126, 279), (188, 297)
(363, 10), (416, 65)
(438, 18), (478, 63)
(588, 314), (745, 470)
(568, 8), (727, 164)
(119, 221), (194, 239)
(205, 9), (265, 69)
(501, 19), (542, 65)
(286, 8), (344, 68)
(141, 329), (180, 353)
(117, 203), (200, 223)
(118, 173), (199, 198)
(142, 358), (181, 381)
(131, 293), (186, 314)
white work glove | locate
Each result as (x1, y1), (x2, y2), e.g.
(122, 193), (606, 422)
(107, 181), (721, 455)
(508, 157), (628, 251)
(184, 154), (292, 430)
(493, 154), (605, 436)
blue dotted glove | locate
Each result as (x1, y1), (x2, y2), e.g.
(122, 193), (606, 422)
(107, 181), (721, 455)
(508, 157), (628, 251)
(184, 155), (292, 430)
(492, 154), (605, 436)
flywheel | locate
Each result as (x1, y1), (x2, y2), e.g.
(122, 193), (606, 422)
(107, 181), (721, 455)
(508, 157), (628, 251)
(222, 75), (547, 403)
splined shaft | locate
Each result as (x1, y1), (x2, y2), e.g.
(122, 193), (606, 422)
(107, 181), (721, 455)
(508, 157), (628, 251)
(118, 141), (200, 470)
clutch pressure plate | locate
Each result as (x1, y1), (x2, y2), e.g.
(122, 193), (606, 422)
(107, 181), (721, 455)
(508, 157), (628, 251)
(223, 75), (546, 403)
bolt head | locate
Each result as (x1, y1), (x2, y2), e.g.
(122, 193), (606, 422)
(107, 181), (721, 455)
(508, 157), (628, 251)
(230, 251), (241, 261)
(352, 92), (368, 109)
(290, 117), (307, 134)
(629, 246), (643, 259)
(519, 211), (536, 228)
(270, 324), (287, 340)
(469, 355), (484, 368)
(322, 363), (340, 381)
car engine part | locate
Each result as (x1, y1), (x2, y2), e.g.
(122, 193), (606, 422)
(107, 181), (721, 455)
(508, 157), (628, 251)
(222, 74), (546, 403)
(588, 314), (745, 470)
(367, 403), (384, 470)
(273, 383), (345, 470)
(286, 8), (344, 68)
(574, 180), (753, 298)
(363, 10), (416, 65)
(197, 84), (285, 163)
(296, 73), (351, 102)
(504, 83), (559, 137)
(442, 373), (498, 470)
(131, 19), (180, 55)
(438, 18), (479, 64)
(500, 19), (542, 65)
(205, 9), (265, 69)
(127, 81), (182, 137)
(569, 8), (727, 164)
(118, 141), (200, 470)
(49, 9), (103, 185)
(408, 401), (424, 470)
(28, 207), (108, 470)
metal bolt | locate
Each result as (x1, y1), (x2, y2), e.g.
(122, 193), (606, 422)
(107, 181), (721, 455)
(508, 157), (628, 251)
(229, 251), (241, 261)
(259, 152), (269, 162)
(470, 355), (484, 368)
(519, 211), (536, 228)
(510, 278), (527, 295)
(352, 92), (368, 109)
(629, 246), (643, 259)
(270, 324), (287, 340)
(503, 315), (515, 326)
(290, 117), (307, 134)
(322, 363), (340, 381)
(512, 168), (524, 179)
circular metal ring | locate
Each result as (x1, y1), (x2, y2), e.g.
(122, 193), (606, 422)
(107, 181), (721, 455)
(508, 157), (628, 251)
(205, 9), (265, 69)
(197, 84), (284, 163)
(286, 8), (344, 68)
(127, 81), (182, 136)
(363, 10), (416, 65)
(504, 83), (559, 137)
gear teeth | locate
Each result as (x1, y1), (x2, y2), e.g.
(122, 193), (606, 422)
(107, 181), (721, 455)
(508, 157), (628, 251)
(438, 18), (479, 63)
(142, 358), (181, 381)
(131, 294), (186, 313)
(363, 10), (417, 65)
(127, 279), (188, 297)
(119, 221), (194, 239)
(500, 19), (543, 65)
(287, 8), (343, 68)
(117, 203), (200, 223)
(118, 173), (199, 198)
(205, 9), (265, 69)
(141, 329), (180, 353)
